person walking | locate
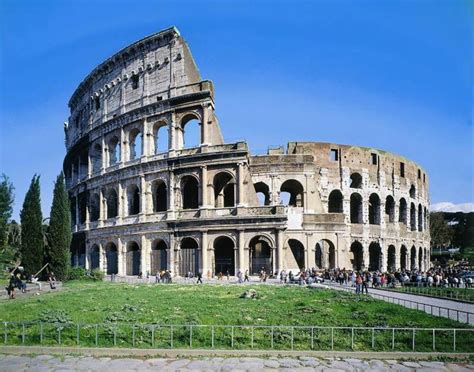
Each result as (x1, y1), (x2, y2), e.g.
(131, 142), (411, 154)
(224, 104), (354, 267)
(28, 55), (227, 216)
(237, 270), (243, 284)
(244, 270), (249, 282)
(362, 272), (369, 294)
(196, 272), (203, 284)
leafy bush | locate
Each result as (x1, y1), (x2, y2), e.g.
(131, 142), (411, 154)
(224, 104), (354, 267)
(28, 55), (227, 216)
(67, 267), (87, 280)
(90, 268), (104, 281)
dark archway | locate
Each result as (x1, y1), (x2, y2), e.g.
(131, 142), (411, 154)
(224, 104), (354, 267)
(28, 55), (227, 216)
(410, 203), (416, 231)
(90, 245), (100, 269)
(399, 198), (408, 225)
(214, 236), (235, 275)
(350, 173), (363, 188)
(179, 237), (199, 277)
(328, 190), (343, 213)
(214, 172), (235, 208)
(410, 246), (417, 270)
(105, 242), (118, 275)
(150, 239), (167, 274)
(181, 176), (199, 209)
(91, 143), (102, 173)
(409, 185), (416, 199)
(126, 241), (140, 276)
(127, 185), (140, 215)
(288, 239), (305, 270)
(385, 196), (395, 223)
(369, 242), (382, 271)
(315, 239), (335, 269)
(254, 182), (270, 206)
(368, 193), (381, 225)
(249, 236), (272, 275)
(400, 245), (408, 270)
(153, 181), (167, 212)
(418, 247), (423, 271)
(350, 241), (364, 271)
(78, 192), (87, 224)
(418, 204), (423, 232)
(106, 188), (118, 219)
(280, 179), (304, 207)
(350, 193), (363, 223)
(108, 136), (120, 165)
(387, 245), (396, 272)
(89, 193), (100, 222)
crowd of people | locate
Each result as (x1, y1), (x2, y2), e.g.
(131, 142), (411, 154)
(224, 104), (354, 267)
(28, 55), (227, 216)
(4, 269), (57, 299)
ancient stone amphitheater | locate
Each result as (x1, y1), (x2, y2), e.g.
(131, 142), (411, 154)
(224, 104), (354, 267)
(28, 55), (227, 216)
(64, 27), (430, 277)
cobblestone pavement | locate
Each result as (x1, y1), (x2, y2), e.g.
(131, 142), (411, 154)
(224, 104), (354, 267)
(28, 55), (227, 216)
(0, 354), (473, 371)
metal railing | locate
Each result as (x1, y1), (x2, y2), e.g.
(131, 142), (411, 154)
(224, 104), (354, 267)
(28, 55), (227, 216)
(2, 321), (473, 353)
(394, 286), (474, 303)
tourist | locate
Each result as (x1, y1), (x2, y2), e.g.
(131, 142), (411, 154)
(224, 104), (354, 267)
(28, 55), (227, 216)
(15, 273), (26, 293)
(155, 271), (161, 283)
(361, 273), (369, 294)
(244, 270), (249, 282)
(226, 270), (230, 280)
(7, 274), (16, 299)
(48, 272), (57, 290)
(355, 273), (362, 294)
(196, 272), (203, 284)
(237, 270), (243, 284)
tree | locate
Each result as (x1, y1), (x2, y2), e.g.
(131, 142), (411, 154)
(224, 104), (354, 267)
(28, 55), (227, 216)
(47, 173), (71, 280)
(20, 175), (44, 275)
(430, 212), (454, 249)
(0, 174), (14, 249)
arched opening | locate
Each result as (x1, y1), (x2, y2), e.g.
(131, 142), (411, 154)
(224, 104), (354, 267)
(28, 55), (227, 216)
(89, 193), (100, 222)
(105, 242), (118, 275)
(254, 182), (270, 206)
(410, 203), (416, 231)
(350, 241), (364, 271)
(129, 129), (142, 160)
(91, 144), (102, 173)
(214, 236), (235, 275)
(181, 176), (199, 209)
(424, 207), (428, 230)
(213, 172), (235, 208)
(409, 185), (416, 199)
(182, 116), (201, 148)
(288, 239), (305, 270)
(369, 193), (381, 225)
(387, 245), (396, 272)
(350, 173), (363, 188)
(70, 196), (77, 225)
(424, 248), (428, 269)
(78, 152), (88, 179)
(400, 245), (408, 270)
(249, 236), (273, 275)
(315, 243), (323, 269)
(328, 190), (343, 213)
(106, 188), (118, 219)
(280, 179), (304, 207)
(90, 245), (100, 269)
(399, 198), (407, 224)
(369, 242), (382, 271)
(350, 193), (363, 223)
(108, 136), (121, 166)
(153, 123), (168, 154)
(385, 196), (395, 223)
(126, 241), (140, 276)
(418, 204), (423, 231)
(179, 237), (199, 277)
(78, 192), (87, 224)
(152, 181), (167, 212)
(418, 247), (423, 270)
(410, 245), (417, 270)
(150, 239), (167, 274)
(315, 239), (335, 269)
(127, 185), (140, 215)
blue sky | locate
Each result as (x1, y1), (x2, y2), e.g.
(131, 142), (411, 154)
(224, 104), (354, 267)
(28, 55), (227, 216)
(0, 0), (472, 219)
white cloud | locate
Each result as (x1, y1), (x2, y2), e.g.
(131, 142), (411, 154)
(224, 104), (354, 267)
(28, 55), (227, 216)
(430, 202), (474, 213)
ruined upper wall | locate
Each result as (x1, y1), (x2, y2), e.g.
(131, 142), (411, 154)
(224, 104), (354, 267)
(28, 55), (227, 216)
(65, 27), (208, 149)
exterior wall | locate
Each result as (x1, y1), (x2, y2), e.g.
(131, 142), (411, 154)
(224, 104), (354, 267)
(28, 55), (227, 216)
(65, 28), (431, 277)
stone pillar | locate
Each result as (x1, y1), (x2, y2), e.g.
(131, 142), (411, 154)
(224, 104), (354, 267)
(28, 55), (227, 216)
(140, 235), (148, 276)
(169, 234), (175, 275)
(87, 153), (92, 178)
(395, 246), (401, 271)
(98, 243), (104, 272)
(168, 171), (175, 218)
(98, 188), (104, 227)
(200, 166), (208, 208)
(120, 127), (126, 163)
(117, 238), (124, 276)
(85, 245), (90, 270)
(75, 192), (79, 228)
(101, 136), (106, 172)
(238, 230), (245, 274)
(140, 175), (146, 216)
(276, 229), (283, 272)
(380, 242), (387, 272)
(201, 231), (208, 276)
(201, 104), (208, 145)
(237, 162), (245, 206)
(362, 242), (369, 270)
(117, 182), (124, 222)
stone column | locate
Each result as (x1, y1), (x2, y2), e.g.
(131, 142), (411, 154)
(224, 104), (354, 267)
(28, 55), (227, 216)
(87, 153), (92, 178)
(362, 242), (369, 270)
(395, 246), (401, 271)
(238, 230), (245, 273)
(168, 171), (175, 219)
(117, 238), (124, 276)
(201, 231), (208, 276)
(98, 243), (104, 272)
(237, 162), (245, 206)
(201, 104), (208, 145)
(168, 234), (175, 275)
(140, 235), (148, 276)
(101, 136), (106, 172)
(98, 188), (104, 227)
(75, 192), (79, 228)
(276, 229), (283, 272)
(120, 127), (126, 163)
(85, 245), (90, 270)
(140, 175), (146, 216)
(117, 182), (124, 222)
(200, 166), (208, 208)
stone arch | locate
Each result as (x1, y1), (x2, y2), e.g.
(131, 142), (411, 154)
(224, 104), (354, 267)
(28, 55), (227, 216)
(78, 192), (87, 224)
(350, 193), (363, 223)
(399, 198), (407, 224)
(152, 180), (167, 212)
(108, 136), (120, 165)
(150, 239), (167, 274)
(249, 235), (273, 275)
(350, 241), (364, 271)
(328, 190), (343, 213)
(315, 239), (335, 269)
(385, 196), (395, 223)
(91, 143), (102, 173)
(89, 192), (100, 222)
(409, 185), (416, 199)
(181, 175), (199, 209)
(410, 245), (417, 270)
(400, 245), (408, 270)
(410, 203), (416, 231)
(181, 113), (201, 149)
(179, 237), (200, 277)
(105, 188), (118, 219)
(418, 204), (423, 231)
(254, 182), (270, 206)
(127, 184), (140, 215)
(128, 128), (142, 160)
(90, 244), (100, 269)
(126, 241), (140, 276)
(105, 242), (118, 275)
(153, 121), (168, 154)
(387, 245), (396, 272)
(418, 246), (423, 271)
(369, 242), (382, 271)
(214, 236), (235, 275)
(288, 239), (305, 270)
(280, 179), (304, 207)
(213, 172), (235, 208)
(350, 172), (363, 188)
(369, 193), (381, 225)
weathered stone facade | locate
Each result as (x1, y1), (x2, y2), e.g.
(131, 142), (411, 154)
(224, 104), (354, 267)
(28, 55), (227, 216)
(63, 27), (430, 277)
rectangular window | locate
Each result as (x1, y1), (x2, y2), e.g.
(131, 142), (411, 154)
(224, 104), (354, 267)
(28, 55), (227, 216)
(400, 162), (405, 177)
(423, 174), (426, 183)
(131, 75), (139, 90)
(371, 153), (377, 165)
(94, 97), (100, 110)
(418, 169), (421, 179)
(330, 149), (338, 161)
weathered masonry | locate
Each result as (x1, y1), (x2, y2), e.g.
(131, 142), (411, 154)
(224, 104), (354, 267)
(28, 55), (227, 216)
(63, 27), (430, 277)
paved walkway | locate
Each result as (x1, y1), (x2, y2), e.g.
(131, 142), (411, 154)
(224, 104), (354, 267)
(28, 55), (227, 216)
(323, 283), (474, 325)
(1, 353), (473, 371)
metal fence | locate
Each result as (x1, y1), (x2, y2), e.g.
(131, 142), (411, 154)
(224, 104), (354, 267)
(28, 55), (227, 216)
(396, 286), (474, 303)
(2, 322), (473, 353)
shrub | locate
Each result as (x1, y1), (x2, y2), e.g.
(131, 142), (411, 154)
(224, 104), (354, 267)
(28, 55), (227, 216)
(90, 268), (104, 281)
(68, 267), (87, 280)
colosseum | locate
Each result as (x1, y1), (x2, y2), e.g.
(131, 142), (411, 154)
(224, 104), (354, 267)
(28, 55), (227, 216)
(63, 27), (430, 278)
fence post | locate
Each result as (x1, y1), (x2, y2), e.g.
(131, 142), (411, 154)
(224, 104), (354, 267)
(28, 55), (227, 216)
(311, 327), (314, 350)
(392, 328), (395, 350)
(251, 326), (254, 349)
(151, 326), (155, 348)
(189, 325), (193, 348)
(132, 326), (135, 347)
(453, 329), (456, 352)
(412, 329), (415, 351)
(230, 326), (233, 349)
(40, 323), (43, 344)
(432, 329), (435, 351)
(331, 328), (334, 351)
(58, 327), (61, 345)
(95, 324), (98, 346)
(211, 326), (214, 349)
(22, 323), (25, 344)
(371, 328), (375, 349)
(3, 322), (6, 344)
(271, 326), (274, 349)
(291, 327), (294, 350)
(113, 327), (116, 347)
(351, 328), (354, 350)
(170, 325), (173, 348)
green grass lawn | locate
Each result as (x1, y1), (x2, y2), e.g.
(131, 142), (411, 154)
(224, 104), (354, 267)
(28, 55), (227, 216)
(0, 281), (472, 351)
(389, 286), (474, 302)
